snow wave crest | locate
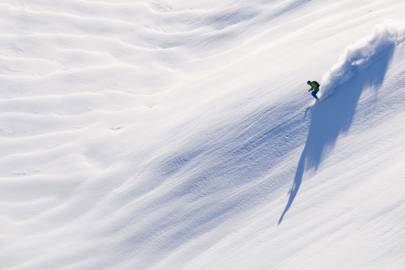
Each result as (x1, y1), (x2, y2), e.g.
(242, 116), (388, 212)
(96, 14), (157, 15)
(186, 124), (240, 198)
(321, 24), (405, 98)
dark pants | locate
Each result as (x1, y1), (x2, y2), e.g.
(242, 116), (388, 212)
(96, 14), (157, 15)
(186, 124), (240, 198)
(311, 89), (319, 100)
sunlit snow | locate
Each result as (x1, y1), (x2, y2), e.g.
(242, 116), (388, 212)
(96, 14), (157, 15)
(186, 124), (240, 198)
(1, 1), (405, 269)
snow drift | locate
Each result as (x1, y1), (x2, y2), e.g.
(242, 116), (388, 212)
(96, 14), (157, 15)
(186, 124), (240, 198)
(2, 1), (405, 270)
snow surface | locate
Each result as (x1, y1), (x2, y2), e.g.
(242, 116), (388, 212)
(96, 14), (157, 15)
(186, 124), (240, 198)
(1, 0), (405, 269)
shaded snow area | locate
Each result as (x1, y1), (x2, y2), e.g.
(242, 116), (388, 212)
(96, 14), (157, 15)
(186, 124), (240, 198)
(1, 0), (405, 269)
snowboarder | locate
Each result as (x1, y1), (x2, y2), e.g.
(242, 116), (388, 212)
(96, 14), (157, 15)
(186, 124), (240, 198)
(307, 80), (320, 100)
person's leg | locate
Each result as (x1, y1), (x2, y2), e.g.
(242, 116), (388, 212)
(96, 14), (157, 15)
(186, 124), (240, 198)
(312, 89), (319, 100)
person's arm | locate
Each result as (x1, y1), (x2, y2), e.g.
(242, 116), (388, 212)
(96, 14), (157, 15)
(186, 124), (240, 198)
(307, 82), (316, 92)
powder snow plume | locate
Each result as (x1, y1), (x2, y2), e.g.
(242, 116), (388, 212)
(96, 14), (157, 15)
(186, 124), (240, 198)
(320, 24), (405, 99)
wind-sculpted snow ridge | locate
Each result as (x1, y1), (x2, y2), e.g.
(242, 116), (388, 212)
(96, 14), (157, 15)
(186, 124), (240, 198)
(2, 0), (405, 269)
(320, 24), (405, 99)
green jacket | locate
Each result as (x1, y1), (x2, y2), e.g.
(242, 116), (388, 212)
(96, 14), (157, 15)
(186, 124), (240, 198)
(308, 81), (320, 91)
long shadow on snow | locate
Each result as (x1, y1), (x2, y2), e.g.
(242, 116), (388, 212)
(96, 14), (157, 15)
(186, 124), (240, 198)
(278, 44), (395, 224)
(118, 43), (396, 257)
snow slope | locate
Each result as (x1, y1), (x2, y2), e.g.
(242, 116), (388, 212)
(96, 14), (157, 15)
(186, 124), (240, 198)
(1, 0), (405, 269)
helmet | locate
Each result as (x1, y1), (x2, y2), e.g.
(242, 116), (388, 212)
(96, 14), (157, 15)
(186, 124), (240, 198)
(307, 81), (311, 84)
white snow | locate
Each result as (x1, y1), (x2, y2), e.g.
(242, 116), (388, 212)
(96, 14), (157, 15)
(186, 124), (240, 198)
(1, 0), (405, 269)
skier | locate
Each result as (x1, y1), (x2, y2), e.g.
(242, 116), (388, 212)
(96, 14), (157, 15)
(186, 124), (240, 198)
(307, 80), (320, 100)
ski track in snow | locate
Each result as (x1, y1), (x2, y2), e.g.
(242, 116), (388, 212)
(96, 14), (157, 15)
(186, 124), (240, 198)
(1, 0), (405, 269)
